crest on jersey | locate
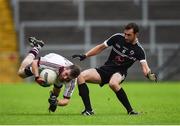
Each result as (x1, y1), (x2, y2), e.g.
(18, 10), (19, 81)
(130, 50), (134, 55)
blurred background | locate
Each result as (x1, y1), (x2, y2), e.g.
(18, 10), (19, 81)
(0, 0), (180, 83)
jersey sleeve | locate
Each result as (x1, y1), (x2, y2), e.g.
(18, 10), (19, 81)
(137, 48), (146, 63)
(63, 79), (76, 99)
(104, 33), (123, 47)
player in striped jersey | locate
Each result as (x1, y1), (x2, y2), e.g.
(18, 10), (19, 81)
(18, 37), (80, 112)
(72, 23), (157, 115)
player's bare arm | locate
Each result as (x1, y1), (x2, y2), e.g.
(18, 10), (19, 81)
(51, 87), (69, 106)
(32, 59), (45, 85)
(85, 43), (107, 57)
(72, 43), (107, 61)
(140, 61), (157, 82)
(57, 98), (70, 106)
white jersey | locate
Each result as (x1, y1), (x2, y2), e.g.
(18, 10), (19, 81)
(39, 53), (73, 72)
(39, 53), (76, 99)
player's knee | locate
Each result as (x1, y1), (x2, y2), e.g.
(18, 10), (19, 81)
(17, 69), (26, 78)
(109, 82), (117, 88)
(17, 69), (23, 77)
(109, 79), (118, 86)
(109, 82), (120, 92)
(77, 72), (87, 84)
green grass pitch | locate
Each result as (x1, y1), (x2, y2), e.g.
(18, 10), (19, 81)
(0, 81), (180, 125)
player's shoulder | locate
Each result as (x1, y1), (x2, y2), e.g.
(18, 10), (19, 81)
(106, 33), (124, 42)
(105, 33), (125, 46)
(111, 33), (124, 38)
(136, 42), (145, 53)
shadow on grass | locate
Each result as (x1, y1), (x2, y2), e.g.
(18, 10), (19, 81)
(2, 112), (131, 117)
(2, 113), (81, 116)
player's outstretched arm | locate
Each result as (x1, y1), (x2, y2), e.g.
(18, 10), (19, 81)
(140, 61), (157, 82)
(72, 43), (107, 61)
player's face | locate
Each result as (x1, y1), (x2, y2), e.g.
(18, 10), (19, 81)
(124, 29), (137, 44)
(59, 68), (72, 82)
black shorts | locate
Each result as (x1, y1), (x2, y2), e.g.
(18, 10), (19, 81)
(95, 65), (127, 87)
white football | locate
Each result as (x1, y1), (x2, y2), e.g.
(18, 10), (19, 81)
(40, 69), (57, 85)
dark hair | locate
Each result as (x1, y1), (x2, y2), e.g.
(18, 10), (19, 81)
(69, 65), (81, 79)
(124, 23), (139, 33)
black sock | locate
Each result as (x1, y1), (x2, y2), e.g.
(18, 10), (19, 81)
(78, 83), (92, 111)
(115, 88), (133, 113)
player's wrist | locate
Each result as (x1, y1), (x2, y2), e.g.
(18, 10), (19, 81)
(82, 54), (87, 58)
(35, 76), (39, 80)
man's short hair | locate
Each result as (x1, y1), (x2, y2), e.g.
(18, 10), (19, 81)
(124, 23), (139, 33)
(69, 65), (81, 79)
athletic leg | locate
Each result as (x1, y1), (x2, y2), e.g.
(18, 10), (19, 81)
(17, 37), (44, 78)
(109, 73), (138, 115)
(18, 53), (35, 78)
(77, 68), (101, 115)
